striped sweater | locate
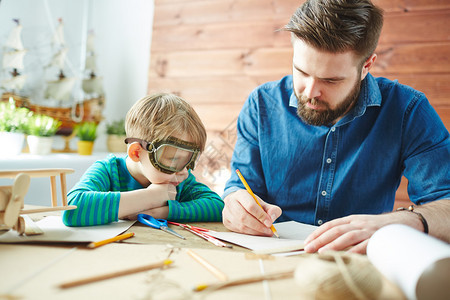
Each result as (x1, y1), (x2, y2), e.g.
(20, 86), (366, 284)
(62, 154), (224, 226)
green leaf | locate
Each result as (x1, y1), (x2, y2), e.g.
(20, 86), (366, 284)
(26, 114), (62, 137)
(0, 98), (34, 133)
(106, 118), (126, 135)
(74, 122), (98, 141)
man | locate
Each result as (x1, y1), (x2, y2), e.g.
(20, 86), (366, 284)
(222, 0), (450, 254)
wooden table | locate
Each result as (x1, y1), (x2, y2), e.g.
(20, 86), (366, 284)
(0, 213), (406, 300)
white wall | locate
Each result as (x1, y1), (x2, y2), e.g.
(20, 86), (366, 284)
(0, 0), (154, 152)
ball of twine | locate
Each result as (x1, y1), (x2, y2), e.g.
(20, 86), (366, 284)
(294, 251), (382, 300)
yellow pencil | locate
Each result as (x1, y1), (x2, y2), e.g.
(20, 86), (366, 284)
(193, 269), (294, 292)
(235, 169), (279, 238)
(87, 232), (135, 249)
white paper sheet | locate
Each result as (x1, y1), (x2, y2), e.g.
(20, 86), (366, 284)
(208, 221), (318, 254)
(367, 224), (450, 300)
(0, 216), (135, 243)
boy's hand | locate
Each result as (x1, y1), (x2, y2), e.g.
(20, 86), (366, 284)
(120, 206), (169, 221)
(146, 183), (177, 202)
(137, 206), (169, 219)
(118, 184), (176, 219)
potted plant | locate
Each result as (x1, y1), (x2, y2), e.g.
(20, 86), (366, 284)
(0, 98), (33, 156)
(74, 121), (98, 155)
(106, 118), (127, 152)
(25, 114), (62, 155)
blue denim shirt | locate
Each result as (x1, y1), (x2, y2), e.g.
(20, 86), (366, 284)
(223, 74), (450, 226)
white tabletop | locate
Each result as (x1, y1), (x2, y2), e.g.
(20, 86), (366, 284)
(0, 152), (125, 206)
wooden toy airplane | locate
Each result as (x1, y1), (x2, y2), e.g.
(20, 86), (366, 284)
(0, 169), (77, 235)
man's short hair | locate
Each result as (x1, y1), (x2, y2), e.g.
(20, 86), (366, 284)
(284, 0), (383, 62)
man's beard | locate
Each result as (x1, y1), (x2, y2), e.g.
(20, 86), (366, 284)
(296, 80), (362, 126)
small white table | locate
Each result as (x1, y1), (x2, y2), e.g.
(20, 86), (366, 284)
(0, 153), (125, 206)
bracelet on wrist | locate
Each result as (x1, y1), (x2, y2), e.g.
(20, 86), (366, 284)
(396, 205), (429, 234)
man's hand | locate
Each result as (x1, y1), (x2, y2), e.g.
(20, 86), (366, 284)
(303, 215), (385, 254)
(303, 211), (426, 254)
(303, 200), (450, 254)
(222, 189), (282, 236)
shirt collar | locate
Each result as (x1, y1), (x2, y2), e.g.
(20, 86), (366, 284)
(289, 91), (298, 108)
(338, 73), (381, 126)
(356, 73), (382, 108)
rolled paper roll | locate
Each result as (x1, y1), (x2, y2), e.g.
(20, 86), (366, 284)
(367, 224), (450, 300)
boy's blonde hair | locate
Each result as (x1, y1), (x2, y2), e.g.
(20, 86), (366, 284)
(125, 93), (207, 151)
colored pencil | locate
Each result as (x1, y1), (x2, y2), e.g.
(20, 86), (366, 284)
(185, 226), (232, 248)
(87, 232), (135, 249)
(168, 221), (209, 232)
(168, 221), (232, 248)
(59, 259), (173, 289)
(193, 269), (294, 292)
(235, 169), (279, 238)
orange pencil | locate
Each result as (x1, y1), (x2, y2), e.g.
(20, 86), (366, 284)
(236, 169), (279, 238)
(87, 232), (135, 249)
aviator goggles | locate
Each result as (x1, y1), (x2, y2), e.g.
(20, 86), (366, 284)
(125, 137), (201, 174)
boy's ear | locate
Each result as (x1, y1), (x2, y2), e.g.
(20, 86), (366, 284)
(127, 143), (142, 162)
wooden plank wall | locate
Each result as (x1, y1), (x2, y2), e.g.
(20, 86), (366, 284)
(148, 0), (450, 208)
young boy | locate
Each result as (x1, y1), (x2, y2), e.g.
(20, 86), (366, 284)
(63, 93), (224, 226)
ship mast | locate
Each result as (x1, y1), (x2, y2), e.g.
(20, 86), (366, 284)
(1, 19), (28, 93)
(44, 18), (76, 103)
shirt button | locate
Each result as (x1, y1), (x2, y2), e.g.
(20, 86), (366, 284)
(326, 158), (332, 164)
(331, 127), (336, 132)
(317, 219), (323, 225)
(321, 191), (327, 196)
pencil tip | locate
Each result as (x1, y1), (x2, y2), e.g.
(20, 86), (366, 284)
(194, 284), (208, 291)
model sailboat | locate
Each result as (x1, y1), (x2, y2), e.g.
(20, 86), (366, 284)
(44, 19), (76, 103)
(1, 19), (27, 93)
(1, 18), (104, 146)
(82, 31), (104, 97)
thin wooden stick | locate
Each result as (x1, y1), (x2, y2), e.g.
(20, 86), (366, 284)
(186, 249), (228, 282)
(60, 173), (68, 206)
(50, 175), (57, 207)
(58, 259), (173, 289)
(193, 269), (294, 292)
(0, 168), (74, 178)
(20, 205), (77, 214)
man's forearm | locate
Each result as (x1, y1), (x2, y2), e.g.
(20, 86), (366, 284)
(414, 199), (450, 242)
